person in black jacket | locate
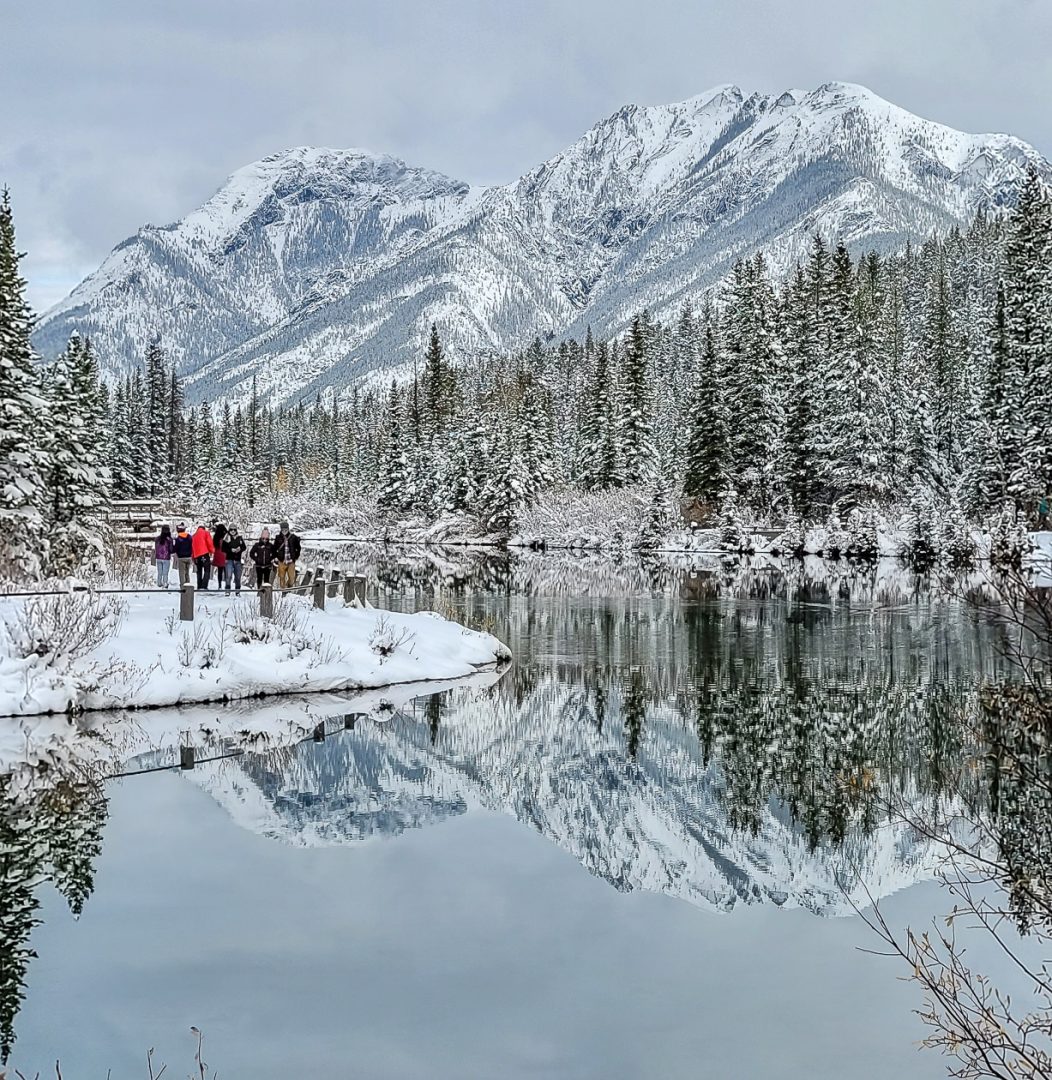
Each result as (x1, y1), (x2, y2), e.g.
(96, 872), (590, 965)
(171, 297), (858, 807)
(273, 521), (302, 590)
(222, 526), (247, 595)
(249, 528), (277, 589)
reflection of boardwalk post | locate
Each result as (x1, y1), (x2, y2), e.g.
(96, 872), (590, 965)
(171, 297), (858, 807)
(180, 584), (195, 622)
(313, 722), (325, 741)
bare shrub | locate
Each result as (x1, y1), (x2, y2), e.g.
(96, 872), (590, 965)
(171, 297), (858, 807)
(369, 614), (415, 662)
(2, 591), (125, 666)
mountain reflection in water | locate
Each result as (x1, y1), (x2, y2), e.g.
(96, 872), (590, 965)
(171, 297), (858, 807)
(0, 551), (1028, 1063)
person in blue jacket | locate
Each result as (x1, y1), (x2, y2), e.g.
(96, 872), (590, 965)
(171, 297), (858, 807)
(173, 523), (194, 586)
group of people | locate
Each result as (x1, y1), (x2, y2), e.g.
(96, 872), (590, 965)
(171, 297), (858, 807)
(153, 520), (303, 594)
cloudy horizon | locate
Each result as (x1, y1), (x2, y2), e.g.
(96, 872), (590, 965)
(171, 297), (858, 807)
(6, 0), (1052, 312)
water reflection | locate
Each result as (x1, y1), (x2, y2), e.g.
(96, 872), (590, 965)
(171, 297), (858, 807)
(0, 552), (1030, 1062)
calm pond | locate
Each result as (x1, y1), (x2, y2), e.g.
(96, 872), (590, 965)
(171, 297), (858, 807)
(5, 550), (1024, 1079)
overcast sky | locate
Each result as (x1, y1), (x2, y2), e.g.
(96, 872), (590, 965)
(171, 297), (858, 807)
(5, 0), (1051, 311)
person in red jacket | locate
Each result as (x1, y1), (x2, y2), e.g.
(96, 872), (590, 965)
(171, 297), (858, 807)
(191, 523), (215, 590)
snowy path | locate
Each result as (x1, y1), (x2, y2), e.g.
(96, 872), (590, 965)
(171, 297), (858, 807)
(0, 590), (510, 719)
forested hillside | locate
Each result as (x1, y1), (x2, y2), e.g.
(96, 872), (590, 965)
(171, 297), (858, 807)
(97, 170), (1052, 541)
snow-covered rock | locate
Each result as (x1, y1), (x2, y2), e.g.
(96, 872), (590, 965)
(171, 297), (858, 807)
(34, 83), (1049, 403)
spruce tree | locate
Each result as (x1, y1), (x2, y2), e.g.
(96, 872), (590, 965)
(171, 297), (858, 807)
(683, 302), (726, 507)
(619, 316), (655, 486)
(46, 334), (111, 575)
(0, 189), (50, 579)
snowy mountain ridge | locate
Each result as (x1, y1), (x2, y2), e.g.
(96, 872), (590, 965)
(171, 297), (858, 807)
(33, 81), (1049, 403)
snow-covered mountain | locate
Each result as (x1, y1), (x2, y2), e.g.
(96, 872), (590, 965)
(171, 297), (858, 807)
(33, 82), (1049, 403)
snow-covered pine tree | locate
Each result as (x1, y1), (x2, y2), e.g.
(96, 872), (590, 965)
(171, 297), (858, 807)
(972, 285), (1013, 515)
(0, 188), (50, 580)
(518, 371), (553, 502)
(722, 254), (782, 509)
(780, 265), (821, 518)
(45, 334), (111, 576)
(145, 340), (169, 496)
(1003, 168), (1052, 513)
(618, 316), (655, 487)
(478, 421), (529, 536)
(580, 340), (620, 490)
(377, 383), (415, 515)
(683, 301), (726, 510)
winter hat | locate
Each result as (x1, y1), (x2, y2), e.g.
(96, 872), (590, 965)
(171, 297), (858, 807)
(280, 521), (290, 532)
(177, 522), (186, 531)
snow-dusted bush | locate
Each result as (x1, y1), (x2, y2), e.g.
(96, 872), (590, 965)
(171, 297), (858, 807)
(2, 591), (124, 666)
(772, 507), (806, 559)
(369, 614), (416, 662)
(717, 489), (753, 554)
(845, 505), (880, 561)
(939, 501), (978, 569)
(899, 491), (940, 569)
(637, 479), (675, 550)
(821, 511), (850, 560)
(0, 591), (126, 714)
(989, 503), (1032, 569)
(511, 488), (647, 551)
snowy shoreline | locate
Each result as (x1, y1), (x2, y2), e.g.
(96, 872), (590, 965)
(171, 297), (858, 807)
(0, 671), (506, 800)
(0, 590), (511, 719)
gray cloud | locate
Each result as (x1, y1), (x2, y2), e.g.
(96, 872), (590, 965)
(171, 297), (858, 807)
(5, 0), (1051, 310)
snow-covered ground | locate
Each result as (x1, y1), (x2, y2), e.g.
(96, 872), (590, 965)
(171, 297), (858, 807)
(0, 590), (510, 719)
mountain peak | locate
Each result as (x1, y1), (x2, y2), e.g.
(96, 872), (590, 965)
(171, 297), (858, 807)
(34, 82), (1050, 401)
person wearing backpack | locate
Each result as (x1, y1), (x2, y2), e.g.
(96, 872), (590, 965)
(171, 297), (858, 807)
(173, 523), (194, 587)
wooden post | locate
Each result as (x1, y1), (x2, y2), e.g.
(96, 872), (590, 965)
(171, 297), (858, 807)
(180, 584), (195, 622)
(328, 568), (340, 599)
(180, 745), (196, 770)
(313, 577), (326, 610)
(343, 575), (353, 605)
(259, 582), (274, 618)
(313, 722), (325, 742)
(352, 575), (366, 606)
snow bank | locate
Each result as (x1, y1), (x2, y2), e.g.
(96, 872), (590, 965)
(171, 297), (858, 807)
(0, 591), (510, 718)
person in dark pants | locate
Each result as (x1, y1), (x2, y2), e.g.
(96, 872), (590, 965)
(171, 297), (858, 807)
(192, 524), (215, 590)
(212, 523), (228, 592)
(173, 523), (194, 586)
(223, 526), (247, 595)
(249, 528), (276, 590)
